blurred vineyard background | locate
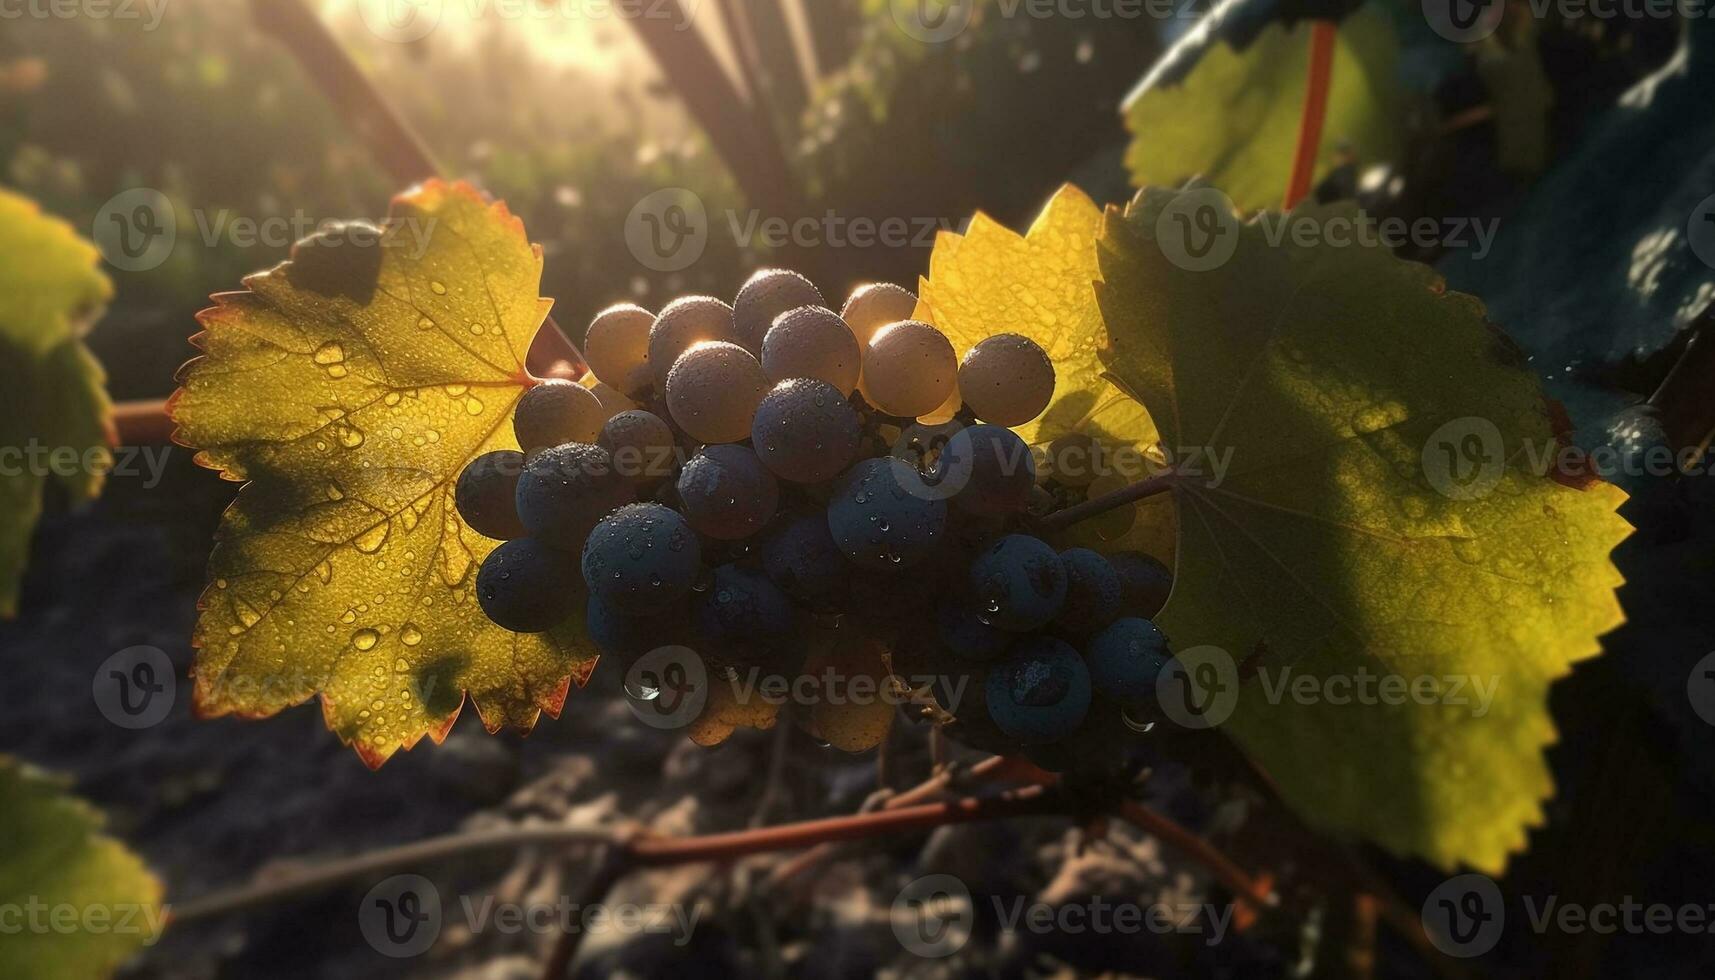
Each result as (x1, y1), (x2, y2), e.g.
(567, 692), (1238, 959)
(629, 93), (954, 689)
(0, 0), (1166, 400)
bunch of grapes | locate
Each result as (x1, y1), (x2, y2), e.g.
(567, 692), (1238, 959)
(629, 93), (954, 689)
(454, 269), (1175, 764)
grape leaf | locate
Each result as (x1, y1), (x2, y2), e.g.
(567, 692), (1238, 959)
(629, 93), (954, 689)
(1440, 15), (1715, 374)
(171, 181), (597, 767)
(0, 189), (114, 618)
(0, 756), (164, 979)
(1096, 187), (1632, 871)
(914, 185), (1175, 565)
(1123, 5), (1403, 212)
(688, 674), (781, 748)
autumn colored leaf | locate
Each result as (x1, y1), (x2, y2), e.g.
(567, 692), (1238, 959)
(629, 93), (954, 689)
(1096, 187), (1631, 871)
(0, 189), (114, 618)
(914, 185), (1175, 567)
(0, 756), (164, 979)
(1123, 7), (1403, 212)
(688, 670), (782, 747)
(171, 181), (597, 767)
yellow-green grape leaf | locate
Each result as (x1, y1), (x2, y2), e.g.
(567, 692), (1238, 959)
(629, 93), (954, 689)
(1123, 7), (1403, 212)
(0, 189), (114, 618)
(171, 181), (596, 768)
(1096, 187), (1631, 872)
(0, 756), (164, 979)
(915, 184), (1174, 566)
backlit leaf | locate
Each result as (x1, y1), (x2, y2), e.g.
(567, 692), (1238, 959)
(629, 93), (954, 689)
(0, 189), (114, 618)
(915, 185), (1175, 566)
(171, 181), (597, 767)
(1123, 6), (1403, 212)
(1096, 187), (1631, 871)
(0, 756), (164, 979)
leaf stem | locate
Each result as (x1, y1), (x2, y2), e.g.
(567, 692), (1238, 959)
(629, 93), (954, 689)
(113, 398), (175, 446)
(1039, 472), (1177, 532)
(1284, 21), (1339, 211)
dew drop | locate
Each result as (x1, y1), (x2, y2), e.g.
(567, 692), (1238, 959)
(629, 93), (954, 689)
(353, 628), (381, 651)
(354, 523), (390, 554)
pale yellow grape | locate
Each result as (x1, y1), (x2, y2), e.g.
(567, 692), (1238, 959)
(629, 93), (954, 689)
(648, 295), (737, 390)
(665, 341), (769, 444)
(735, 268), (824, 354)
(840, 283), (919, 347)
(863, 320), (957, 418)
(761, 306), (861, 395)
(958, 333), (1055, 426)
(583, 303), (654, 397)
